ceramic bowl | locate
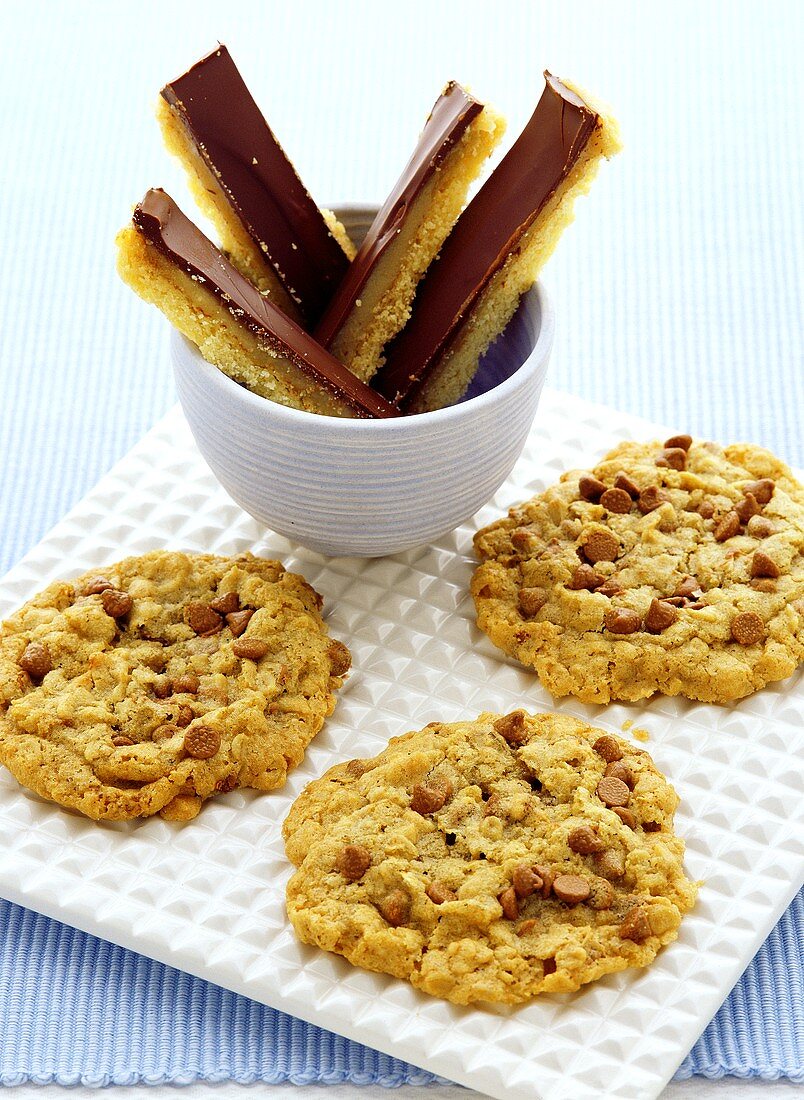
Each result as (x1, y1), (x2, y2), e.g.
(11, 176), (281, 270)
(172, 205), (554, 557)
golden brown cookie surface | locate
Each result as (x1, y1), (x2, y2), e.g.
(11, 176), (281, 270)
(283, 712), (695, 1006)
(472, 438), (804, 703)
(0, 551), (349, 820)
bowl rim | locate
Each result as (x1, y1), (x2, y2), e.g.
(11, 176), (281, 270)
(174, 280), (554, 433)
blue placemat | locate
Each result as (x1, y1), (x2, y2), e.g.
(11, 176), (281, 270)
(0, 895), (802, 1087)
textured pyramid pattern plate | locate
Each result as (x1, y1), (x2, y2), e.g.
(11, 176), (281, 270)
(0, 390), (802, 1100)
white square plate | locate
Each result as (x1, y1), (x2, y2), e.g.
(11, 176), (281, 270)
(0, 390), (802, 1100)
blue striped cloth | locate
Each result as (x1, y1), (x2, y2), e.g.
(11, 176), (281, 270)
(0, 0), (801, 1088)
(0, 895), (801, 1086)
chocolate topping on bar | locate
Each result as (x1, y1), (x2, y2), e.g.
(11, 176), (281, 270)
(313, 82), (483, 347)
(132, 190), (399, 419)
(161, 45), (349, 327)
(373, 74), (599, 407)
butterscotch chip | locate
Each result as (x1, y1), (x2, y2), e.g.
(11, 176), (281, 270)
(568, 825), (605, 854)
(226, 609), (254, 636)
(751, 552), (780, 579)
(511, 527), (538, 551)
(657, 447), (686, 471)
(152, 722), (178, 742)
(664, 434), (692, 451)
(731, 612), (764, 646)
(751, 578), (777, 593)
(614, 806), (637, 829)
(533, 864), (554, 899)
(614, 472), (641, 498)
(512, 863), (543, 898)
(327, 640), (351, 677)
(519, 587), (547, 615)
(19, 642), (52, 681)
(283, 713), (695, 1005)
(596, 776), (630, 807)
(493, 711), (528, 746)
(745, 478), (774, 504)
(604, 608), (642, 635)
(697, 499), (716, 519)
(674, 576), (700, 599)
(335, 844), (371, 882)
(583, 529), (619, 564)
(101, 589), (133, 619)
(596, 580), (624, 598)
(425, 882), (455, 905)
(378, 889), (410, 927)
(747, 515), (774, 538)
(552, 874), (590, 905)
(620, 906), (651, 942)
(637, 486), (671, 514)
(569, 565), (604, 591)
(714, 511), (741, 542)
(209, 591), (240, 615)
(587, 877), (615, 910)
(605, 761), (634, 788)
(183, 725), (221, 759)
(595, 848), (626, 880)
(410, 784), (448, 815)
(171, 705), (192, 728)
(82, 576), (114, 595)
(153, 676), (172, 699)
(172, 672), (200, 694)
(593, 734), (623, 762)
(645, 598), (679, 633)
(736, 493), (760, 523)
(499, 885), (520, 920)
(188, 602), (223, 636)
(232, 637), (270, 660)
(578, 474), (606, 502)
(643, 820), (662, 833)
(600, 487), (632, 514)
(111, 734), (135, 747)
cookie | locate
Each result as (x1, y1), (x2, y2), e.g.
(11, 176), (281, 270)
(314, 82), (505, 381)
(0, 551), (351, 821)
(372, 74), (621, 412)
(117, 190), (398, 420)
(159, 45), (354, 328)
(284, 712), (695, 1006)
(472, 437), (804, 704)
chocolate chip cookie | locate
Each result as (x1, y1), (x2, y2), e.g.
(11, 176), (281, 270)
(472, 437), (804, 703)
(284, 712), (695, 1005)
(0, 551), (350, 820)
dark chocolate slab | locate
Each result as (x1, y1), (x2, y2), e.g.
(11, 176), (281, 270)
(313, 82), (483, 347)
(372, 74), (599, 408)
(133, 189), (399, 419)
(162, 45), (349, 327)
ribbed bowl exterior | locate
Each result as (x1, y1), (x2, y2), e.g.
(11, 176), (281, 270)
(172, 206), (554, 557)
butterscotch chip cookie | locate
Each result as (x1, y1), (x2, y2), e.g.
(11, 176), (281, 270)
(0, 551), (349, 821)
(283, 712), (695, 1006)
(472, 438), (804, 703)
